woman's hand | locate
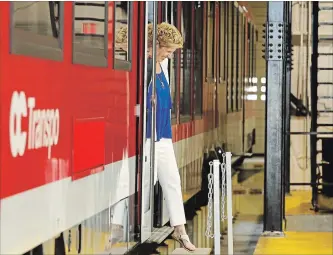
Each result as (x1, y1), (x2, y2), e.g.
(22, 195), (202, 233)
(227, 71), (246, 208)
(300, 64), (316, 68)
(151, 94), (156, 105)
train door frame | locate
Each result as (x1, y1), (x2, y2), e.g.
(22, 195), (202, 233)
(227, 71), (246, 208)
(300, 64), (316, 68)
(214, 2), (220, 129)
(138, 0), (152, 242)
(205, 2), (215, 129)
(135, 0), (145, 242)
(154, 1), (172, 229)
(0, 1), (2, 208)
(139, 1), (159, 243)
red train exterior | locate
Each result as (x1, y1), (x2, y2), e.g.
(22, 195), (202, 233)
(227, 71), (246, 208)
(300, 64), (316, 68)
(0, 1), (257, 254)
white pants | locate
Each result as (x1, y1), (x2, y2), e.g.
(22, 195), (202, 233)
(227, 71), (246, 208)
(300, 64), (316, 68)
(143, 138), (186, 226)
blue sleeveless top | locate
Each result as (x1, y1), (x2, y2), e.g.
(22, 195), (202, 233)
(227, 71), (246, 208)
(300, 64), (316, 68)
(146, 67), (172, 142)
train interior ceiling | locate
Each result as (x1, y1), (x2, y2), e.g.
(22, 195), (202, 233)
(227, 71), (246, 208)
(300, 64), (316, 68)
(1, 1), (333, 255)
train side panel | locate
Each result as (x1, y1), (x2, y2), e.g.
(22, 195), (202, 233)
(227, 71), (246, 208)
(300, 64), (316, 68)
(0, 2), (140, 254)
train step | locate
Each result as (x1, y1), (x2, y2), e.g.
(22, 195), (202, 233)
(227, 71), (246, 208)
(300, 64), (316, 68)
(319, 37), (333, 42)
(172, 248), (212, 254)
(318, 110), (333, 113)
(318, 83), (333, 86)
(319, 22), (333, 25)
(318, 67), (333, 70)
(146, 226), (174, 244)
(319, 6), (333, 11)
(318, 52), (333, 55)
(317, 123), (333, 127)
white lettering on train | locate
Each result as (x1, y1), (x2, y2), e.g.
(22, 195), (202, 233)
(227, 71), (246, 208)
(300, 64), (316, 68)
(9, 91), (60, 159)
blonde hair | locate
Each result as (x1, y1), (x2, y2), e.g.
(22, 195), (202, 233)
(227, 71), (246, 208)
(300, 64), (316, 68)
(148, 22), (183, 48)
(115, 22), (183, 48)
(115, 26), (128, 44)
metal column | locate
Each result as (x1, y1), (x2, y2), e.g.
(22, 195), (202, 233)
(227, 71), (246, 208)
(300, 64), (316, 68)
(263, 1), (286, 233)
(310, 1), (319, 210)
(284, 2), (292, 195)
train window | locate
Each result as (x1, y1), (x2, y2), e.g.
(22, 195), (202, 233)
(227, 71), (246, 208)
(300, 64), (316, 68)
(235, 7), (239, 111)
(238, 13), (245, 109)
(167, 2), (178, 120)
(159, 2), (167, 22)
(194, 1), (204, 116)
(242, 16), (246, 108)
(206, 2), (215, 80)
(219, 2), (225, 82)
(72, 1), (108, 67)
(243, 18), (246, 106)
(227, 2), (232, 112)
(179, 2), (192, 121)
(230, 4), (235, 112)
(252, 27), (254, 79)
(249, 24), (252, 80)
(250, 23), (252, 84)
(253, 27), (257, 80)
(239, 12), (243, 110)
(254, 29), (258, 77)
(114, 1), (133, 70)
(247, 21), (251, 89)
(10, 2), (63, 61)
(253, 26), (255, 79)
(225, 2), (229, 112)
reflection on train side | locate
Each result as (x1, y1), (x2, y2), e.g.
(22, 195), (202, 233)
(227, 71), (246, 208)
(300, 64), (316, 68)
(62, 198), (134, 254)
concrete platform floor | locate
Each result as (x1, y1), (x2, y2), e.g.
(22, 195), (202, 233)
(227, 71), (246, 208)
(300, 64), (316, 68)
(221, 215), (263, 255)
(220, 164), (265, 255)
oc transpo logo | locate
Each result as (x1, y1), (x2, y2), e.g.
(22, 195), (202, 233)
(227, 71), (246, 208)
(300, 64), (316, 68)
(9, 91), (60, 159)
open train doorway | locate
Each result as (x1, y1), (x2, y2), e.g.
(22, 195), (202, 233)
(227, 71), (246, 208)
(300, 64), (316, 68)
(139, 1), (176, 242)
(139, 1), (157, 242)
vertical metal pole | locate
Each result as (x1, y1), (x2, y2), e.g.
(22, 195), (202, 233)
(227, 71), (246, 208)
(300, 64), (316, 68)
(280, 3), (286, 202)
(226, 152), (234, 255)
(149, 1), (158, 230)
(213, 159), (220, 255)
(284, 2), (292, 195)
(171, 1), (173, 25)
(164, 1), (168, 22)
(263, 1), (285, 233)
(140, 1), (150, 243)
(310, 1), (319, 210)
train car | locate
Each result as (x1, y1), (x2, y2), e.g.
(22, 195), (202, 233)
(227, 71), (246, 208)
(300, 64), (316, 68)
(0, 1), (258, 254)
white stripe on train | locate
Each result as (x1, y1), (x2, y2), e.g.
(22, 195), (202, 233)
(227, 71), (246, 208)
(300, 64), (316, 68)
(0, 132), (210, 254)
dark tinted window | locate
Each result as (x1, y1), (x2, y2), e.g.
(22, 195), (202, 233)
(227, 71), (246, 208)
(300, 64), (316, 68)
(114, 1), (133, 70)
(72, 1), (107, 67)
(194, 2), (203, 116)
(11, 1), (63, 60)
(179, 2), (192, 120)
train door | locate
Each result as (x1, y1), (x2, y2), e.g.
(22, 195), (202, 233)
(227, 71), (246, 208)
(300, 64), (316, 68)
(153, 1), (170, 229)
(139, 1), (176, 240)
(140, 1), (157, 242)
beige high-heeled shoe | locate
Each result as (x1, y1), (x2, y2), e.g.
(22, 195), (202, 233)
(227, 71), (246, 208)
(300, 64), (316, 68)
(171, 232), (196, 252)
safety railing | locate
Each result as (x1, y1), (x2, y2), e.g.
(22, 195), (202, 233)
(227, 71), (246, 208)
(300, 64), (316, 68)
(205, 152), (233, 255)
